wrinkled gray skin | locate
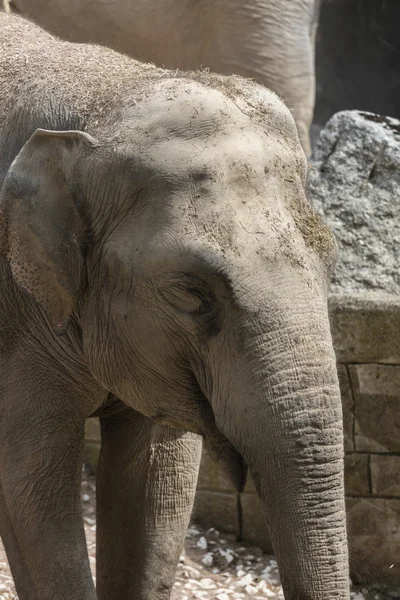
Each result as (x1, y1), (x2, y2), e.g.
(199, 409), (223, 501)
(11, 0), (319, 156)
(0, 13), (348, 600)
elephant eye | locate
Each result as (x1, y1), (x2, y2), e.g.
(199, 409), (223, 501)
(161, 285), (212, 315)
(160, 275), (214, 316)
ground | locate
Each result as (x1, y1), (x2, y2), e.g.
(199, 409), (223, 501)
(0, 466), (394, 600)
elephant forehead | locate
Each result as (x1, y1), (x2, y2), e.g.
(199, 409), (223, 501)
(123, 77), (298, 144)
(126, 94), (246, 142)
(136, 123), (302, 195)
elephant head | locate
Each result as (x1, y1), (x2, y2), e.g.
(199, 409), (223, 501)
(0, 75), (349, 599)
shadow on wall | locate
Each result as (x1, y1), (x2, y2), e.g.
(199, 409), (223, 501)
(314, 0), (400, 127)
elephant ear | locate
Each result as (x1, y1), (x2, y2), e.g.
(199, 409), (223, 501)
(0, 128), (97, 335)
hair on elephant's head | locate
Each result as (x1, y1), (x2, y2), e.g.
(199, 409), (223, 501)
(0, 75), (348, 599)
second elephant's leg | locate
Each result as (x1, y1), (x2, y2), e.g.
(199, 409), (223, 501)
(215, 2), (318, 156)
(96, 402), (202, 600)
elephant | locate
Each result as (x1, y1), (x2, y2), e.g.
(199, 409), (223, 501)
(0, 12), (349, 600)
(9, 0), (320, 156)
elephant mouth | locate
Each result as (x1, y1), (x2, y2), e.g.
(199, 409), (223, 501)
(153, 413), (248, 492)
(147, 385), (248, 492)
(203, 427), (248, 493)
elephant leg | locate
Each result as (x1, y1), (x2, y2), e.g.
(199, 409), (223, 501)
(96, 400), (202, 600)
(264, 32), (316, 158)
(0, 481), (38, 600)
(269, 5), (319, 157)
(0, 387), (97, 600)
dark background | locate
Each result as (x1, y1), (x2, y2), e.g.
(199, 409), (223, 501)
(314, 0), (400, 127)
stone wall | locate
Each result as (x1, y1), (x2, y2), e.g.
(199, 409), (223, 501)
(84, 292), (400, 587)
(309, 109), (400, 587)
(330, 293), (400, 586)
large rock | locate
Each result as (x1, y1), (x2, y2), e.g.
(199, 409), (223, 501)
(307, 110), (400, 295)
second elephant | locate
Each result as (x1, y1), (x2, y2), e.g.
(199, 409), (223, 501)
(11, 0), (320, 155)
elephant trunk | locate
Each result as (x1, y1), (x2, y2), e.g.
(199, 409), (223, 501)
(210, 304), (349, 600)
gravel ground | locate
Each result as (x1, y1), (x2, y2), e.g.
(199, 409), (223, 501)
(0, 467), (393, 600)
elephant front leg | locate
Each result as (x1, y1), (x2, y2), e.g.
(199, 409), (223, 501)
(96, 401), (202, 600)
(0, 482), (39, 600)
(0, 385), (97, 600)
